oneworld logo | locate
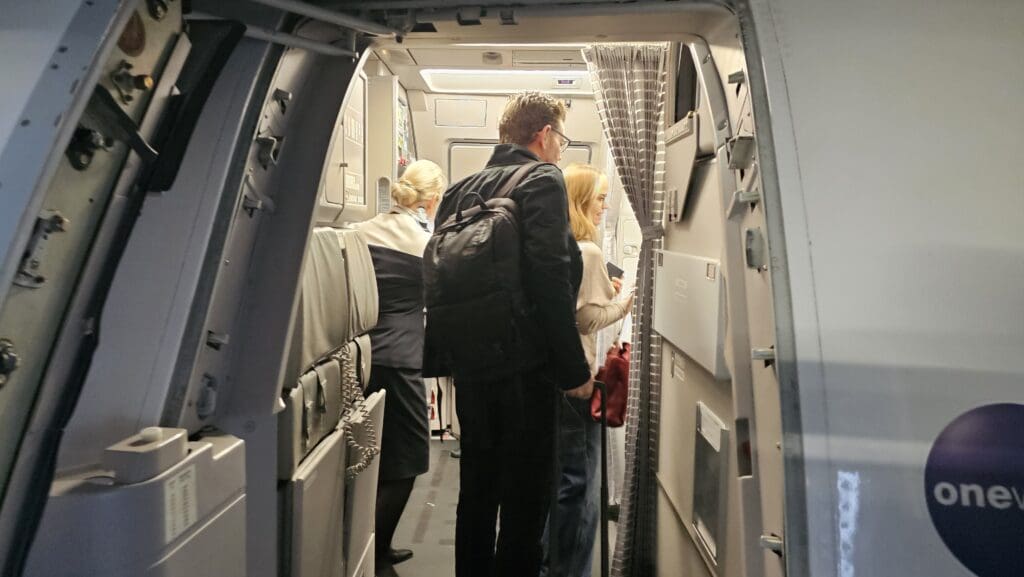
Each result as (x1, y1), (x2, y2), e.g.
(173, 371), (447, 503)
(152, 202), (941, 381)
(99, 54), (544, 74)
(930, 481), (1024, 509)
(925, 403), (1024, 577)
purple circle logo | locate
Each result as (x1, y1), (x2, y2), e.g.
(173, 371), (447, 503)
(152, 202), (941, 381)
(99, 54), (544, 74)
(924, 403), (1024, 577)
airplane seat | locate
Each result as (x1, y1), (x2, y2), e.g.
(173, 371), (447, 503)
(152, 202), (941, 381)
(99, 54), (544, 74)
(278, 226), (382, 577)
(279, 227), (379, 477)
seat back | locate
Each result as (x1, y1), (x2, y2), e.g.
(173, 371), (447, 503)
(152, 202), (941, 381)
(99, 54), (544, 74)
(280, 227), (379, 476)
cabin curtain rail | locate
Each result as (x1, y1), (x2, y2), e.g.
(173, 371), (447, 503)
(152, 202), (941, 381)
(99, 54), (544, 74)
(583, 42), (669, 577)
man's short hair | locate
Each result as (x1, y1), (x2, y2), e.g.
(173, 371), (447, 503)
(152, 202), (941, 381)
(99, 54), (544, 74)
(499, 92), (568, 147)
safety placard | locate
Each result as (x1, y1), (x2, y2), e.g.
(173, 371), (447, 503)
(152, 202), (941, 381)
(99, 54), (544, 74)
(164, 464), (198, 544)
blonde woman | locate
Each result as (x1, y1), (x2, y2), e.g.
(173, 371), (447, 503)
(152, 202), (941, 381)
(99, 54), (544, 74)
(545, 163), (633, 577)
(353, 159), (446, 569)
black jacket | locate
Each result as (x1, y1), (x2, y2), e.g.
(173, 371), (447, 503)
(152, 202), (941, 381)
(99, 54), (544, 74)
(430, 144), (591, 390)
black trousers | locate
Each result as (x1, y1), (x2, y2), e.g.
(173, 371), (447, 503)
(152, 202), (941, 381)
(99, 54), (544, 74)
(455, 369), (559, 577)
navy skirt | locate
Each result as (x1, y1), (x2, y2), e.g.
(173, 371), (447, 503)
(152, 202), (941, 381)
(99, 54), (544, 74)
(366, 364), (430, 481)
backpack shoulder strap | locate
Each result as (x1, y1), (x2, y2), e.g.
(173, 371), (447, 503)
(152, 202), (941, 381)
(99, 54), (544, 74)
(494, 161), (543, 200)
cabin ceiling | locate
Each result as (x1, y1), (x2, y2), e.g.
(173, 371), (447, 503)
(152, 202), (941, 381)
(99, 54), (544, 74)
(365, 4), (729, 94)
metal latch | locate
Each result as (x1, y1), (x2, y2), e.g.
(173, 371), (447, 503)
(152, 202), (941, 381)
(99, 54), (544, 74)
(727, 188), (762, 220)
(15, 212), (69, 288)
(752, 346), (776, 369)
(66, 128), (114, 171)
(146, 0), (169, 20)
(744, 227), (768, 272)
(206, 331), (230, 351)
(110, 60), (154, 104)
(256, 135), (282, 169)
(0, 339), (19, 388)
(196, 374), (218, 420)
(273, 89), (293, 114)
(241, 173), (276, 217)
(82, 87), (158, 165)
(760, 533), (784, 557)
(728, 135), (756, 170)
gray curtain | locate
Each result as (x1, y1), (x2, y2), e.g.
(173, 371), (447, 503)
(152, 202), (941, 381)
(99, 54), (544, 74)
(583, 43), (669, 577)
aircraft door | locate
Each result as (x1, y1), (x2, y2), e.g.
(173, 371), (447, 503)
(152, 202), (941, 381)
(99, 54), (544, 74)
(720, 61), (787, 577)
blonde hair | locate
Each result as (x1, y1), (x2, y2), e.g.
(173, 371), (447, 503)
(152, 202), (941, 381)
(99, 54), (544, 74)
(564, 163), (606, 242)
(499, 92), (568, 147)
(391, 159), (447, 208)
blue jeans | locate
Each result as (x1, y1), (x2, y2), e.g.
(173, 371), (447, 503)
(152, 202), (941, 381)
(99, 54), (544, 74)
(542, 395), (601, 577)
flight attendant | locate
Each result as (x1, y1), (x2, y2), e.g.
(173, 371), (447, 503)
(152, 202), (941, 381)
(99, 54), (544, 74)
(353, 159), (447, 570)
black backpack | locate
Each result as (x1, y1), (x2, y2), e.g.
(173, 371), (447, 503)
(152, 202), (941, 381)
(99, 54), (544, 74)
(422, 162), (542, 381)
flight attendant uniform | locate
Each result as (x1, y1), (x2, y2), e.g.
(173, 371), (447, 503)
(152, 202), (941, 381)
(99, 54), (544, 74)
(356, 205), (432, 480)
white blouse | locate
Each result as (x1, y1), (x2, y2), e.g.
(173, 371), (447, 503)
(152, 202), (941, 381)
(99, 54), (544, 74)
(575, 240), (629, 374)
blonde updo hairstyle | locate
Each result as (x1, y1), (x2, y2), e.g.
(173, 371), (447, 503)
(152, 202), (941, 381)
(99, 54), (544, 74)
(391, 159), (447, 208)
(564, 163), (607, 243)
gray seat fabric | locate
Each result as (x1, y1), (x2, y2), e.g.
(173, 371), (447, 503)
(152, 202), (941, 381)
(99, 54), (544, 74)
(337, 228), (378, 341)
(280, 227), (380, 479)
(279, 226), (383, 577)
(299, 228), (378, 370)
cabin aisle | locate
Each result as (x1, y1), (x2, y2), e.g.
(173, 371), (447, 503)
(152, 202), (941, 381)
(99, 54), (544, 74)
(383, 441), (460, 577)
(382, 440), (615, 577)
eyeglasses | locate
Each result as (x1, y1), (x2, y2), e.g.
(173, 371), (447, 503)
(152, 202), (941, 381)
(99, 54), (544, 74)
(550, 127), (572, 152)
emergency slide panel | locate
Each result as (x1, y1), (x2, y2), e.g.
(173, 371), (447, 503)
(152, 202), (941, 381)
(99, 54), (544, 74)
(653, 250), (729, 380)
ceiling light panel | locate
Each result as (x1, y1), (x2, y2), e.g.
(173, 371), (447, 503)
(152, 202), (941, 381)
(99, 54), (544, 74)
(419, 69), (592, 95)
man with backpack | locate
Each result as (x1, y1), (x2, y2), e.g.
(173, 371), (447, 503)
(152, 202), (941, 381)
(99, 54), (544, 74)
(423, 92), (593, 577)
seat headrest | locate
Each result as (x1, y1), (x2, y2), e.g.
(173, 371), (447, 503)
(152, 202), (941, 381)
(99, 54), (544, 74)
(297, 227), (379, 370)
